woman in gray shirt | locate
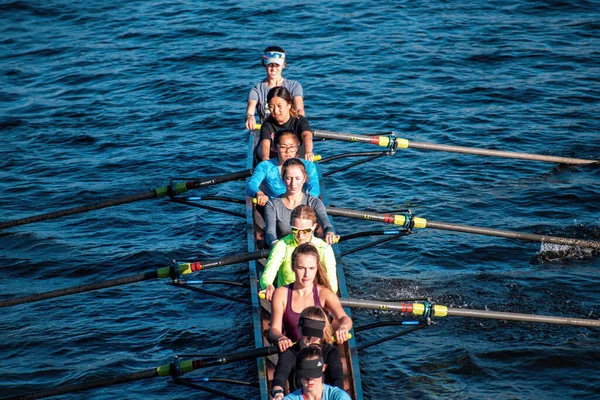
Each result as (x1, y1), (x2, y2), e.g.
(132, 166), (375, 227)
(265, 158), (335, 247)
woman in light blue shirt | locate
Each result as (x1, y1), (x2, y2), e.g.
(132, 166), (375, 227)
(246, 129), (319, 207)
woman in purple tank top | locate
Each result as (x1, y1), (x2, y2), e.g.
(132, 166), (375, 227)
(269, 243), (352, 352)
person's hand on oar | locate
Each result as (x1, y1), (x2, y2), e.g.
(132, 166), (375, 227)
(335, 323), (351, 344)
(325, 231), (337, 245)
(255, 191), (269, 206)
(276, 335), (293, 352)
(265, 284), (276, 301)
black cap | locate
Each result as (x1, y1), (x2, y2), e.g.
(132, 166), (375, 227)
(296, 358), (324, 379)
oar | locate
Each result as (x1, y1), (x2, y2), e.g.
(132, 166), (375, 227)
(326, 206), (600, 249)
(340, 298), (600, 328)
(3, 346), (279, 400)
(0, 169), (252, 230)
(313, 130), (598, 165)
(0, 250), (269, 308)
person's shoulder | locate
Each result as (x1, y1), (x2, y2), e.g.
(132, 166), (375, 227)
(306, 194), (324, 206)
(267, 196), (284, 209)
(283, 389), (302, 400)
(271, 236), (287, 250)
(310, 235), (329, 248)
(261, 117), (277, 129)
(283, 78), (301, 87)
(318, 285), (334, 299)
(281, 234), (296, 246)
(272, 285), (289, 302)
(256, 159), (272, 168)
(300, 158), (316, 168)
(323, 384), (352, 399)
(322, 342), (338, 353)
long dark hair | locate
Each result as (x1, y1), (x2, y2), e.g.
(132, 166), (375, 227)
(291, 243), (332, 291)
(267, 86), (298, 118)
(274, 129), (300, 146)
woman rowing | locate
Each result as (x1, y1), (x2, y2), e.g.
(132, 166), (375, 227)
(265, 157), (335, 247)
(245, 46), (304, 130)
(257, 86), (314, 162)
(261, 205), (338, 300)
(270, 306), (344, 399)
(282, 346), (351, 400)
(246, 129), (319, 207)
(269, 243), (351, 346)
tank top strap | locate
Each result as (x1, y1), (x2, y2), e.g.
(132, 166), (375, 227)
(313, 284), (321, 307)
(286, 283), (295, 304)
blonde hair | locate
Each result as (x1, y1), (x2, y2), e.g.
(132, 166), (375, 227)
(290, 205), (317, 225)
(300, 306), (334, 345)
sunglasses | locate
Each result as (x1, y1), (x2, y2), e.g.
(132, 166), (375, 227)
(262, 51), (285, 59)
(291, 226), (313, 235)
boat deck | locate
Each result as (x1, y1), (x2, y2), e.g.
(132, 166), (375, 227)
(245, 132), (363, 399)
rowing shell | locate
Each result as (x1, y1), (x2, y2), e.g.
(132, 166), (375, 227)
(245, 132), (364, 399)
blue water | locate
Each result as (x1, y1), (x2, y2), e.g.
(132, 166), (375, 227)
(1, 1), (599, 398)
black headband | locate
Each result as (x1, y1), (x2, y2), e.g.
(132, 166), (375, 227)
(299, 317), (325, 339)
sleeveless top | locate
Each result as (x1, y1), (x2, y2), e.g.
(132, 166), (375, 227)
(281, 284), (321, 342)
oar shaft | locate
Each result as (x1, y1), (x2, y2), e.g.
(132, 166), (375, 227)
(0, 169), (253, 231)
(0, 191), (157, 230)
(3, 368), (158, 400)
(446, 307), (600, 327)
(312, 130), (598, 164)
(1, 250), (268, 309)
(407, 141), (597, 165)
(341, 298), (600, 327)
(426, 221), (600, 249)
(327, 206), (600, 249)
(0, 272), (157, 308)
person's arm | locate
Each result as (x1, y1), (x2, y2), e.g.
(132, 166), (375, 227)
(259, 138), (272, 161)
(293, 96), (305, 117)
(269, 287), (293, 352)
(302, 160), (320, 197)
(245, 99), (258, 130)
(289, 81), (305, 117)
(301, 130), (314, 161)
(322, 244), (338, 293)
(246, 162), (267, 198)
(310, 197), (335, 245)
(260, 240), (286, 297)
(298, 116), (313, 161)
(324, 346), (344, 390)
(323, 289), (352, 344)
(264, 200), (278, 246)
(271, 348), (295, 398)
(258, 123), (275, 161)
